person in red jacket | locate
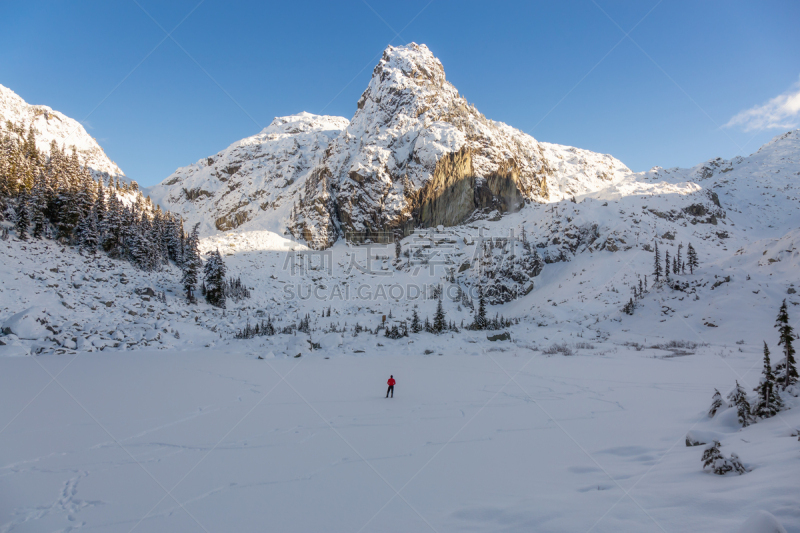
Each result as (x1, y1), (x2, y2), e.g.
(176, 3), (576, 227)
(386, 375), (395, 398)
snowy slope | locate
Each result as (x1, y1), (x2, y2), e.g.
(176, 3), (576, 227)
(147, 113), (349, 236)
(0, 84), (124, 179)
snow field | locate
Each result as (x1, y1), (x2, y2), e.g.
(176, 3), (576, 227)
(1, 343), (798, 532)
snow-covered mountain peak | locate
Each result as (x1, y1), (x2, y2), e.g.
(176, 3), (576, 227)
(261, 112), (349, 137)
(0, 83), (124, 179)
(755, 128), (799, 155)
(151, 44), (634, 246)
(292, 43), (634, 246)
(361, 43), (447, 100)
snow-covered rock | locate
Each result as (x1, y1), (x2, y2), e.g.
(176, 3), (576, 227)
(1, 307), (49, 340)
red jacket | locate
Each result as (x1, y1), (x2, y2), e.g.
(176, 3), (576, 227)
(387, 378), (396, 386)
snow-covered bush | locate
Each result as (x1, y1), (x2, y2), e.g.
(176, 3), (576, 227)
(701, 441), (747, 475)
(727, 381), (753, 427)
(542, 342), (574, 356)
(708, 389), (723, 418)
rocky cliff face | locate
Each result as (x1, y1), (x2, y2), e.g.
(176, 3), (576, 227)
(150, 43), (632, 246)
(0, 84), (124, 180)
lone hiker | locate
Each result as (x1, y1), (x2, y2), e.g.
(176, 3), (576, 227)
(386, 375), (395, 398)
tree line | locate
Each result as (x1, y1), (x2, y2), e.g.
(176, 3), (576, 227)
(1, 122), (234, 309)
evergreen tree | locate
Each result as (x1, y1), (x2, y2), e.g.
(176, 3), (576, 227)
(708, 389), (723, 418)
(181, 222), (202, 302)
(76, 210), (99, 251)
(752, 342), (783, 418)
(410, 309), (421, 333)
(775, 299), (797, 389)
(675, 243), (682, 275)
(726, 381), (752, 427)
(30, 170), (48, 239)
(622, 298), (635, 315)
(473, 285), (487, 330)
(203, 249), (227, 308)
(653, 241), (662, 282)
(687, 243), (698, 274)
(101, 193), (123, 256)
(94, 180), (106, 224)
(433, 296), (446, 334)
(702, 441), (725, 472)
(394, 232), (401, 260)
(665, 250), (671, 281)
(702, 441), (746, 475)
(14, 191), (30, 239)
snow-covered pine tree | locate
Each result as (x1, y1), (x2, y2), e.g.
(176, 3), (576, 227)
(101, 193), (123, 256)
(752, 342), (783, 419)
(14, 190), (30, 239)
(181, 222), (202, 302)
(665, 250), (671, 281)
(410, 309), (421, 333)
(76, 210), (99, 251)
(726, 381), (752, 427)
(653, 241), (662, 282)
(471, 285), (488, 330)
(57, 148), (82, 241)
(94, 180), (106, 224)
(76, 166), (95, 220)
(30, 170), (47, 239)
(675, 243), (682, 275)
(394, 232), (401, 260)
(702, 441), (746, 475)
(687, 243), (698, 274)
(204, 249), (227, 308)
(708, 389), (723, 417)
(433, 296), (446, 334)
(622, 298), (635, 315)
(702, 440), (725, 473)
(774, 299), (797, 390)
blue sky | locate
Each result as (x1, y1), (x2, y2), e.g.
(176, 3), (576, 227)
(2, 1), (799, 186)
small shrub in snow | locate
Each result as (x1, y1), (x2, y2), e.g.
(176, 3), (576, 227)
(727, 381), (753, 427)
(708, 389), (723, 418)
(542, 342), (574, 356)
(574, 342), (595, 350)
(701, 441), (747, 475)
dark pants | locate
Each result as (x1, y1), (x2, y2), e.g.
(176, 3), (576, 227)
(386, 385), (394, 398)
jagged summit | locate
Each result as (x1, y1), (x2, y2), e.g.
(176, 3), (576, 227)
(149, 43), (633, 245)
(0, 83), (124, 179)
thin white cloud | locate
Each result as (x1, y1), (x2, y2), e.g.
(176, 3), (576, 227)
(724, 76), (800, 132)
